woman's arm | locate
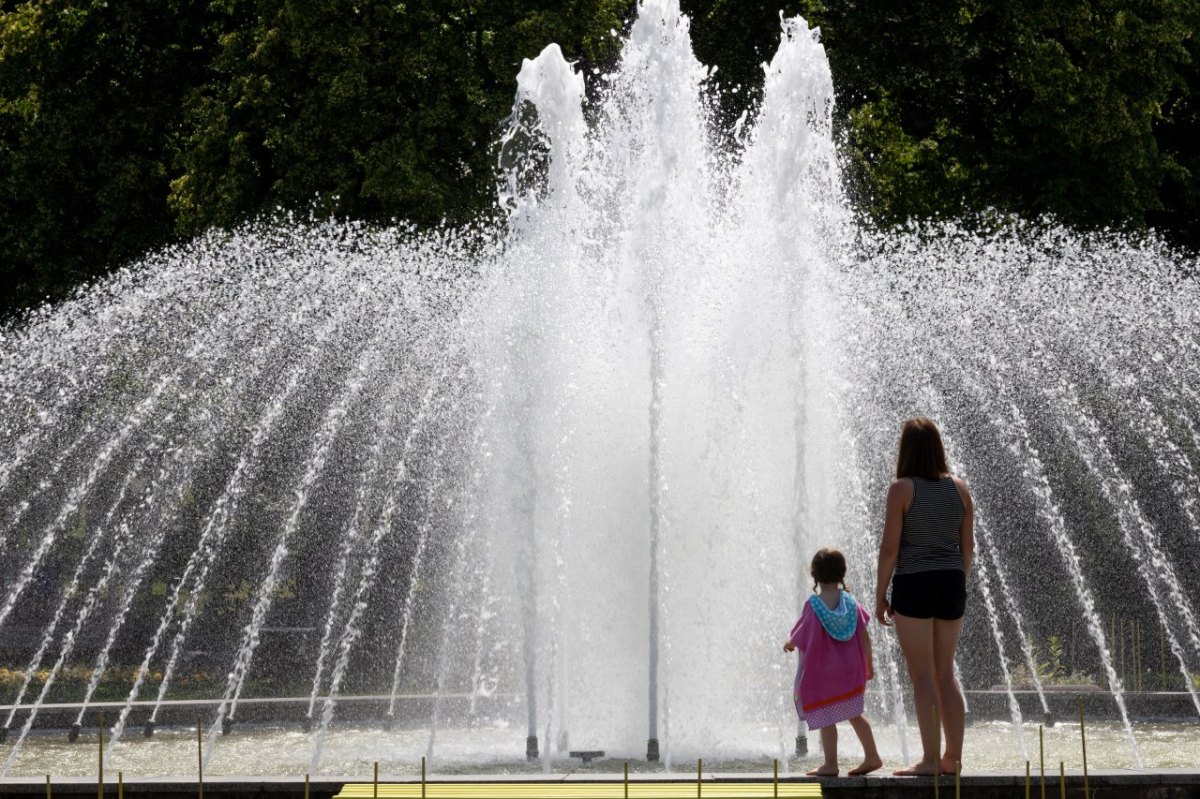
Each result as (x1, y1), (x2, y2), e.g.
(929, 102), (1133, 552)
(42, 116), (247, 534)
(956, 477), (975, 578)
(874, 479), (909, 626)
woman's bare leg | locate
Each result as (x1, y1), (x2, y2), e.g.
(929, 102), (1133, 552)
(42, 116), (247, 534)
(807, 726), (839, 776)
(847, 715), (883, 775)
(933, 617), (966, 774)
(892, 612), (940, 776)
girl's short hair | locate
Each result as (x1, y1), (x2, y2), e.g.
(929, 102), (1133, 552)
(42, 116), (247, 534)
(810, 547), (847, 590)
(896, 416), (950, 481)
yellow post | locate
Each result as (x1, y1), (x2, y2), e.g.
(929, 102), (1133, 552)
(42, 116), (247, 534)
(373, 761), (379, 799)
(955, 760), (961, 799)
(1025, 760), (1031, 799)
(197, 720), (204, 799)
(697, 758), (702, 799)
(422, 756), (427, 798)
(98, 712), (104, 799)
(1160, 623), (1166, 689)
(118, 771), (123, 799)
(305, 773), (310, 799)
(1136, 620), (1142, 692)
(1059, 762), (1065, 799)
(1039, 725), (1046, 799)
(625, 762), (630, 799)
(1079, 700), (1089, 799)
(773, 758), (779, 798)
(46, 774), (51, 799)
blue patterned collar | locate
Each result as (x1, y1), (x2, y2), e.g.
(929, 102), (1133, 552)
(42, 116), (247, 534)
(808, 590), (859, 641)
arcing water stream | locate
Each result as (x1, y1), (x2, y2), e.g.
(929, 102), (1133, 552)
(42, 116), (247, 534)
(0, 0), (1198, 778)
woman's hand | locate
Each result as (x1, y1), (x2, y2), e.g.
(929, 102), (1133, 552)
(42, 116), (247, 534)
(875, 597), (893, 627)
(783, 641), (796, 653)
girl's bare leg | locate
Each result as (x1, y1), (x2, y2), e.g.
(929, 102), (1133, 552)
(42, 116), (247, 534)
(892, 612), (940, 776)
(847, 715), (883, 775)
(933, 617), (966, 775)
(806, 726), (839, 776)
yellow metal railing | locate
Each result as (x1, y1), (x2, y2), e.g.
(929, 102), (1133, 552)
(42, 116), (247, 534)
(334, 783), (822, 799)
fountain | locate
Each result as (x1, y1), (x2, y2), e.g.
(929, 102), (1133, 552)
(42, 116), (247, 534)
(0, 0), (1198, 782)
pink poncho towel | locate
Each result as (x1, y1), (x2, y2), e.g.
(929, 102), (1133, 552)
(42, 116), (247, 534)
(789, 591), (871, 729)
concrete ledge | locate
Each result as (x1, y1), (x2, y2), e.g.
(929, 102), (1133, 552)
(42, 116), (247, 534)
(2, 772), (1199, 799)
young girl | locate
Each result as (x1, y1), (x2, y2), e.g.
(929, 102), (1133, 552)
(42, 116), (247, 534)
(784, 547), (882, 776)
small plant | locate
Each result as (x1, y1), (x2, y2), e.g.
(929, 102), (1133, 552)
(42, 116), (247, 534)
(1008, 635), (1098, 688)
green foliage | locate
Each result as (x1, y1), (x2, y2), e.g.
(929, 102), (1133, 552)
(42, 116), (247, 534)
(2, 0), (1199, 314)
(0, 0), (219, 311)
(1011, 634), (1097, 687)
(685, 0), (1200, 238)
(169, 0), (626, 235)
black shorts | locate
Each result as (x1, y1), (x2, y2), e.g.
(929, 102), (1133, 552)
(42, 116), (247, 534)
(890, 569), (966, 620)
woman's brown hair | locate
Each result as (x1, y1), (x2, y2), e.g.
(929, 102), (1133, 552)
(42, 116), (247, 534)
(810, 547), (847, 590)
(895, 417), (950, 481)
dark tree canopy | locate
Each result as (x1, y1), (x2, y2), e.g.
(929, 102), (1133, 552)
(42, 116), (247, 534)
(2, 0), (1198, 314)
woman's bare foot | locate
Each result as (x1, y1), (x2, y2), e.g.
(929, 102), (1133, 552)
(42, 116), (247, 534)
(848, 756), (883, 776)
(806, 764), (839, 777)
(940, 755), (961, 776)
(892, 761), (939, 776)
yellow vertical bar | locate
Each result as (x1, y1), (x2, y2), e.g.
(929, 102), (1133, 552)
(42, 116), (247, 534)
(1039, 725), (1045, 799)
(1160, 622), (1166, 688)
(1113, 614), (1123, 686)
(46, 774), (51, 799)
(118, 771), (123, 799)
(374, 761), (379, 799)
(955, 760), (960, 799)
(198, 720), (204, 799)
(305, 773), (310, 799)
(422, 756), (427, 799)
(1059, 762), (1065, 799)
(98, 712), (104, 799)
(773, 758), (778, 798)
(1025, 760), (1030, 799)
(625, 761), (629, 799)
(1137, 620), (1143, 692)
(697, 758), (702, 799)
(1079, 700), (1089, 799)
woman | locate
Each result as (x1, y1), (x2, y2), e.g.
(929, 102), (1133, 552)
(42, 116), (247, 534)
(874, 417), (974, 776)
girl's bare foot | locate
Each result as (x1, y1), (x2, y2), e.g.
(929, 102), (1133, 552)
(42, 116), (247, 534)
(848, 756), (883, 776)
(892, 761), (939, 776)
(806, 764), (839, 777)
(940, 756), (961, 776)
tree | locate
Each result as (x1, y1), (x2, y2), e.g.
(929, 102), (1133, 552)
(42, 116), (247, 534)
(0, 0), (217, 312)
(169, 0), (628, 235)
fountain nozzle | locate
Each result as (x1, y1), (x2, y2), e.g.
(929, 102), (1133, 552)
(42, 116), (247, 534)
(383, 714), (396, 731)
(526, 736), (539, 761)
(302, 716), (313, 733)
(1045, 710), (1055, 728)
(222, 717), (235, 736)
(795, 735), (807, 757)
(143, 721), (156, 737)
(646, 738), (659, 762)
(67, 723), (81, 742)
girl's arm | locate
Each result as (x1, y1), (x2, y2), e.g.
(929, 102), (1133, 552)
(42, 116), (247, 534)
(955, 477), (975, 578)
(784, 605), (809, 652)
(861, 627), (874, 680)
(874, 479), (909, 626)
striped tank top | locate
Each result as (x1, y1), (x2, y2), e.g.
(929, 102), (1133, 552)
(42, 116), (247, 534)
(895, 476), (966, 575)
